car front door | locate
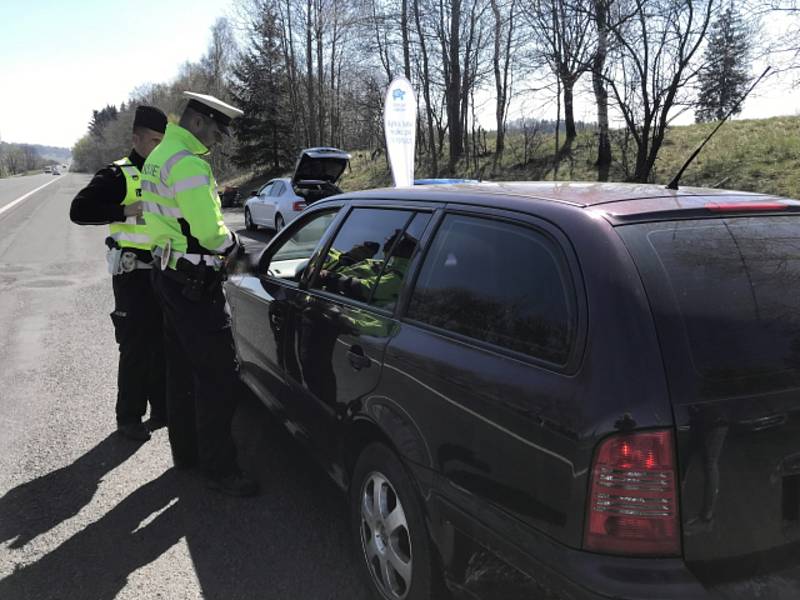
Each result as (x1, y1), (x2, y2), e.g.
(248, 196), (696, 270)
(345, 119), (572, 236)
(282, 206), (432, 481)
(226, 207), (342, 414)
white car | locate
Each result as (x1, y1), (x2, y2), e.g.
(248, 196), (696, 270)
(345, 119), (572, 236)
(244, 147), (350, 232)
(244, 177), (303, 232)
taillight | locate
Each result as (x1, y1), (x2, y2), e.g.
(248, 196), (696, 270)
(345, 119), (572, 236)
(292, 201), (307, 211)
(584, 429), (680, 556)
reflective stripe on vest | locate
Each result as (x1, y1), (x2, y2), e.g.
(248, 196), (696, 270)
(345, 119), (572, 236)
(108, 158), (153, 251)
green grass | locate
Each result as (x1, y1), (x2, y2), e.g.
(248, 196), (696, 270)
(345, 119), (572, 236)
(336, 116), (800, 198)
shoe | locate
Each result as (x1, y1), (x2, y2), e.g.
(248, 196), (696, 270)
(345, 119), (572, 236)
(147, 416), (167, 431)
(206, 471), (260, 497)
(117, 422), (151, 442)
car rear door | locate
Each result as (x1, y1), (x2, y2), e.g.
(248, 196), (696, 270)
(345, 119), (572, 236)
(618, 215), (800, 593)
(381, 206), (591, 542)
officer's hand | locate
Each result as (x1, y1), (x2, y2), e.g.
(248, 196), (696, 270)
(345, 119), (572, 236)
(123, 202), (143, 218)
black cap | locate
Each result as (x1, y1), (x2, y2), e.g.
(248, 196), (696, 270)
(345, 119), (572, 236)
(133, 105), (168, 134)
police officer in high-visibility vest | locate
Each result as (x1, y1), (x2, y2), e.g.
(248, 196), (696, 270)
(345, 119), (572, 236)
(70, 105), (168, 442)
(142, 91), (258, 497)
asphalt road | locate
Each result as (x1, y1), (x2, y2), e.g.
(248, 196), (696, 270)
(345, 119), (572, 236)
(0, 172), (373, 600)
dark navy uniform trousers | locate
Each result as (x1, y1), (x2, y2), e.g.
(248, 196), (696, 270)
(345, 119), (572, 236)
(150, 267), (239, 478)
(110, 268), (166, 426)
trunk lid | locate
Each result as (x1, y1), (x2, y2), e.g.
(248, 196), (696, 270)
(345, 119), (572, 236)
(291, 147), (351, 186)
(618, 215), (800, 582)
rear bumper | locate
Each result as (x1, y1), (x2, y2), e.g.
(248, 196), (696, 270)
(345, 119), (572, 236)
(437, 499), (709, 600)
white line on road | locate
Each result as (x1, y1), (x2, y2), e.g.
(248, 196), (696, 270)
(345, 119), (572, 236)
(0, 177), (62, 218)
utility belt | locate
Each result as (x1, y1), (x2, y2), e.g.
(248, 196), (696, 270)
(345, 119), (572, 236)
(153, 247), (227, 302)
(105, 237), (153, 275)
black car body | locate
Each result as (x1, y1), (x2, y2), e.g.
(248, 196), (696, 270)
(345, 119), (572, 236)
(225, 181), (800, 600)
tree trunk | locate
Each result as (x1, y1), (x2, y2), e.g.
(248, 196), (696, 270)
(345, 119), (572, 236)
(491, 0), (505, 174)
(401, 0), (412, 79)
(554, 76), (561, 179)
(315, 0), (325, 144)
(414, 0), (438, 176)
(305, 0), (318, 146)
(592, 0), (611, 181)
(447, 0), (463, 173)
(563, 77), (576, 144)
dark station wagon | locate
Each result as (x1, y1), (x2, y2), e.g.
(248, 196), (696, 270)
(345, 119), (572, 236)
(225, 182), (800, 600)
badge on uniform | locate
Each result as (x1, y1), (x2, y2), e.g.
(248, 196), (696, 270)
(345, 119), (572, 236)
(161, 239), (172, 271)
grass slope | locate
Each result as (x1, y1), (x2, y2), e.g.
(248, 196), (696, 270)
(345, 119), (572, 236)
(338, 116), (800, 198)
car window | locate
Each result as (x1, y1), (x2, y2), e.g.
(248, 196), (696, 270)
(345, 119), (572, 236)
(619, 217), (800, 396)
(260, 182), (274, 196)
(266, 209), (339, 281)
(270, 182), (285, 196)
(407, 214), (577, 364)
(312, 208), (415, 306)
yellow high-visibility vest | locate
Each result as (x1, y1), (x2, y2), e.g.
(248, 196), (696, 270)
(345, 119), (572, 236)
(108, 157), (152, 251)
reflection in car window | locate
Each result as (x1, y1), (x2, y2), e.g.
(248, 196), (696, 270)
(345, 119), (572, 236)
(271, 182), (284, 196)
(620, 217), (800, 396)
(371, 213), (429, 311)
(407, 215), (576, 364)
(313, 208), (415, 305)
(267, 210), (338, 281)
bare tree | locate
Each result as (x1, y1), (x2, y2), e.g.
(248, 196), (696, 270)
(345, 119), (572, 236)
(606, 0), (716, 182)
(524, 0), (594, 153)
(202, 18), (237, 97)
(490, 0), (517, 174)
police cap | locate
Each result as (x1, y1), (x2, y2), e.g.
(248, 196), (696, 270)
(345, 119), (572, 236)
(182, 91), (243, 135)
(133, 105), (167, 134)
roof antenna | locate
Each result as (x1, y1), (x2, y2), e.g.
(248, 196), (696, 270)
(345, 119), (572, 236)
(666, 66), (771, 191)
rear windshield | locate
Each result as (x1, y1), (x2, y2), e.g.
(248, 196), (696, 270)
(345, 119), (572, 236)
(618, 216), (800, 398)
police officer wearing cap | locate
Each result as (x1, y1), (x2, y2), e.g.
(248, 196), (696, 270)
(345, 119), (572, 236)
(70, 105), (169, 442)
(141, 92), (259, 497)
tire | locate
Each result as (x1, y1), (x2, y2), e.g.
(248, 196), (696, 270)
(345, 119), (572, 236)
(350, 443), (437, 600)
(275, 213), (285, 232)
(245, 208), (257, 231)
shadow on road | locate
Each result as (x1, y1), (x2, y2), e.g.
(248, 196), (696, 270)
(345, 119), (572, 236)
(0, 433), (141, 549)
(0, 391), (372, 600)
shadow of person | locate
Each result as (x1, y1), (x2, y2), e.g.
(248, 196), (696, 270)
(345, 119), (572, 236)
(0, 469), (185, 600)
(0, 433), (142, 549)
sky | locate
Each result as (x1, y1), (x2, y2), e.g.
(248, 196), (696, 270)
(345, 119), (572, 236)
(0, 0), (231, 148)
(2, 1), (800, 149)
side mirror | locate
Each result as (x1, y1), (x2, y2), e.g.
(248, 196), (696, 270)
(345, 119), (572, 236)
(249, 190), (259, 197)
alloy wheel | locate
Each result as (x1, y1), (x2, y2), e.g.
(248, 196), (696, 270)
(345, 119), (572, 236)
(360, 471), (413, 600)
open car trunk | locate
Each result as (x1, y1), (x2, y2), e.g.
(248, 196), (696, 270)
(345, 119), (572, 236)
(291, 147), (350, 204)
(619, 215), (800, 594)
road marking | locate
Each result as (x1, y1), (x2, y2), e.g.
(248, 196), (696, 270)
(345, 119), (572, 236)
(0, 177), (62, 218)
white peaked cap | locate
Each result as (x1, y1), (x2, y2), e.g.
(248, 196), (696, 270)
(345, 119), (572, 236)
(182, 91), (243, 125)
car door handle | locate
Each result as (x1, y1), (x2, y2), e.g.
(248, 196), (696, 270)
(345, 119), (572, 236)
(347, 345), (372, 371)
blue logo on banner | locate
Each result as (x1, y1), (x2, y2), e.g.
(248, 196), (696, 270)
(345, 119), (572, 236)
(393, 89), (406, 101)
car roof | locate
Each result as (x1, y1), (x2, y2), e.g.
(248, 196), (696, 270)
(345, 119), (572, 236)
(330, 181), (798, 224)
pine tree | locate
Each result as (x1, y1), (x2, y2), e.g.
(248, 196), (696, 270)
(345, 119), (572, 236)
(695, 2), (752, 123)
(230, 9), (294, 172)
